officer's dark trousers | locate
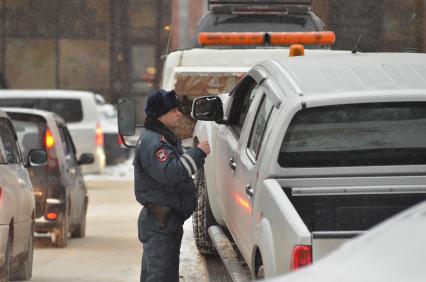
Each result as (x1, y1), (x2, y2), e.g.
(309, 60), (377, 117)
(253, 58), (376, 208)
(138, 207), (183, 282)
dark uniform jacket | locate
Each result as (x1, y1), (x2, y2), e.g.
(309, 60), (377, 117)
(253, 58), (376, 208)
(133, 117), (206, 221)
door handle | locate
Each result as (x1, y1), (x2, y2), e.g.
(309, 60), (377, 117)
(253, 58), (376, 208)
(245, 184), (254, 197)
(228, 157), (237, 170)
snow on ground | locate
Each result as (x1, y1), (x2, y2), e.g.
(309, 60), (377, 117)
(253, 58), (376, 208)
(181, 218), (209, 282)
(84, 157), (208, 281)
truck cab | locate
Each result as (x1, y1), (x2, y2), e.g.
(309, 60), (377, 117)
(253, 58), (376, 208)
(190, 0), (324, 48)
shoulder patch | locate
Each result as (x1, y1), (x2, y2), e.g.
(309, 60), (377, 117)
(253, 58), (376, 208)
(156, 149), (169, 162)
(159, 135), (167, 143)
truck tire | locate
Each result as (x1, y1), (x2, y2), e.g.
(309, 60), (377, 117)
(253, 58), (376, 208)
(0, 231), (12, 282)
(10, 223), (34, 281)
(71, 199), (87, 238)
(53, 213), (68, 248)
(193, 167), (217, 255)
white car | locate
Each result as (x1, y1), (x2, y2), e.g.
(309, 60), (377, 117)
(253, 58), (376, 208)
(191, 51), (426, 279)
(0, 110), (46, 281)
(269, 200), (426, 282)
(96, 101), (130, 165)
(0, 90), (106, 174)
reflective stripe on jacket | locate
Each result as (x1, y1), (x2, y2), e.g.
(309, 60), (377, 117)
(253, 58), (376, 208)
(133, 129), (206, 220)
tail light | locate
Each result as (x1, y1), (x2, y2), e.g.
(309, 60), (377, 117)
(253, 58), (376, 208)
(117, 134), (123, 145)
(46, 212), (58, 220)
(290, 245), (312, 271)
(96, 122), (104, 147)
(43, 127), (59, 168)
(44, 128), (55, 149)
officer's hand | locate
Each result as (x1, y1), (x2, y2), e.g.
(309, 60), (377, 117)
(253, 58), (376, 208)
(197, 141), (210, 155)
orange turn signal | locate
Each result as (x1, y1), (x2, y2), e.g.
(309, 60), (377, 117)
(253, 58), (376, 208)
(46, 212), (58, 220)
(289, 44), (305, 57)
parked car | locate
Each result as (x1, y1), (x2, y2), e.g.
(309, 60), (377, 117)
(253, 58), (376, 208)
(0, 90), (106, 174)
(191, 52), (426, 279)
(0, 110), (46, 281)
(269, 200), (426, 282)
(3, 107), (94, 248)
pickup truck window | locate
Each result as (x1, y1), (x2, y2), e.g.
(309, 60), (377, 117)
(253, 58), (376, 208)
(279, 102), (426, 167)
(228, 76), (258, 137)
(247, 94), (274, 160)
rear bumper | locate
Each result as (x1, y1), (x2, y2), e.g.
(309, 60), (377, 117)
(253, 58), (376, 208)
(0, 225), (10, 266)
(35, 216), (61, 232)
(35, 199), (65, 232)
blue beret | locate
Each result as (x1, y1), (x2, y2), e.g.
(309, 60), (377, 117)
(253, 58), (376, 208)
(145, 89), (180, 118)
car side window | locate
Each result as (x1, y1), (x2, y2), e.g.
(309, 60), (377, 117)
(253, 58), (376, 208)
(58, 125), (77, 160)
(57, 125), (72, 156)
(247, 94), (274, 160)
(0, 132), (7, 164)
(228, 76), (259, 137)
(0, 118), (21, 165)
(64, 127), (77, 158)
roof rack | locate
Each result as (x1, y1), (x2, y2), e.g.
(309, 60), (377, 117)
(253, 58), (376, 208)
(208, 0), (312, 13)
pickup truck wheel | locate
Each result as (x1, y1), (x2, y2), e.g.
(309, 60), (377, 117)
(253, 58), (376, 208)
(255, 250), (265, 279)
(10, 222), (34, 281)
(52, 213), (68, 248)
(193, 168), (217, 255)
(256, 265), (265, 280)
(0, 231), (12, 282)
(71, 199), (87, 238)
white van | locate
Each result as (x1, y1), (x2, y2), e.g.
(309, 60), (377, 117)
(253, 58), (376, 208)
(0, 90), (106, 174)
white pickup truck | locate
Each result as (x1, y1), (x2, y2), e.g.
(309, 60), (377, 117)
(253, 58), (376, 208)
(191, 51), (426, 279)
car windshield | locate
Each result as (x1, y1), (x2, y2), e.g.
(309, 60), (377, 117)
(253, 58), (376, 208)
(202, 14), (315, 32)
(279, 102), (426, 167)
(0, 98), (83, 123)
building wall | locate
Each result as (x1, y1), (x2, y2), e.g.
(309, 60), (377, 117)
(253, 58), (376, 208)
(0, 0), (171, 102)
(170, 0), (206, 50)
(1, 0), (111, 92)
(312, 0), (424, 52)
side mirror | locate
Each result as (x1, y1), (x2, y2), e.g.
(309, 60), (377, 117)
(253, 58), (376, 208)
(77, 153), (95, 166)
(191, 96), (224, 122)
(27, 149), (47, 167)
(118, 98), (136, 136)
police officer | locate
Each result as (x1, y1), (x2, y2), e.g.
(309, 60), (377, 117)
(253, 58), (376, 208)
(134, 89), (210, 282)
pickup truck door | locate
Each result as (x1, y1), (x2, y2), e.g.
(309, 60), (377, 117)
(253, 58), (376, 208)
(215, 76), (260, 233)
(233, 89), (276, 259)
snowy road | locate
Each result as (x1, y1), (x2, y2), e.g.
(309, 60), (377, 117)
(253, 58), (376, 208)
(28, 160), (229, 282)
